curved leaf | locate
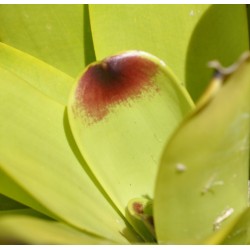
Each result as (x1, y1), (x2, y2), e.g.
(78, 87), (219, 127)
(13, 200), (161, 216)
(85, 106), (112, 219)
(0, 58), (137, 243)
(185, 4), (249, 101)
(0, 194), (27, 211)
(0, 5), (88, 77)
(0, 209), (114, 244)
(154, 53), (250, 244)
(0, 43), (73, 105)
(89, 5), (248, 101)
(67, 50), (193, 239)
(203, 205), (250, 244)
(89, 4), (209, 85)
(221, 207), (250, 245)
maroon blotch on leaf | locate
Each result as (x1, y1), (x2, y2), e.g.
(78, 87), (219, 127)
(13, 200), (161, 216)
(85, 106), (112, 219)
(74, 51), (159, 123)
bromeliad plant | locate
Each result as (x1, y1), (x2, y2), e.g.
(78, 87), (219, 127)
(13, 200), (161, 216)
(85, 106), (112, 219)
(0, 4), (250, 244)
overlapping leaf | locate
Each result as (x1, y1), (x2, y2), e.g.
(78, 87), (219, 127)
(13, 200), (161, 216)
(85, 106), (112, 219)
(0, 45), (139, 243)
(89, 5), (248, 101)
(0, 194), (27, 211)
(67, 50), (194, 240)
(0, 43), (73, 105)
(0, 209), (113, 244)
(154, 54), (250, 244)
(0, 5), (89, 77)
(0, 4), (249, 245)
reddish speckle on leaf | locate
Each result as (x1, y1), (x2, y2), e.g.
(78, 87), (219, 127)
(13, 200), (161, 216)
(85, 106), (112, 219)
(74, 51), (159, 124)
(133, 202), (144, 214)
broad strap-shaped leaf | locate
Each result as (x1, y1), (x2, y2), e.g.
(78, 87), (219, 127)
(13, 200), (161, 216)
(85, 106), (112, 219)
(0, 5), (89, 77)
(203, 206), (250, 244)
(0, 168), (56, 219)
(0, 209), (114, 244)
(0, 43), (73, 105)
(0, 54), (139, 243)
(89, 5), (248, 101)
(67, 51), (194, 235)
(154, 53), (250, 244)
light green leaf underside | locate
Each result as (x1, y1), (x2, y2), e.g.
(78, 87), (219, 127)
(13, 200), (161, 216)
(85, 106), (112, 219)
(0, 66), (136, 243)
(0, 5), (86, 77)
(154, 56), (250, 244)
(0, 209), (114, 244)
(89, 5), (249, 101)
(0, 43), (73, 106)
(68, 51), (193, 240)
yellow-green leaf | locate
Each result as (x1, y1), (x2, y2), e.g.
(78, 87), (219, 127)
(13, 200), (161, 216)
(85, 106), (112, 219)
(67, 51), (193, 240)
(221, 207), (250, 244)
(0, 194), (27, 211)
(0, 52), (137, 243)
(0, 5), (88, 77)
(89, 5), (248, 101)
(0, 43), (73, 105)
(154, 53), (250, 244)
(0, 209), (114, 244)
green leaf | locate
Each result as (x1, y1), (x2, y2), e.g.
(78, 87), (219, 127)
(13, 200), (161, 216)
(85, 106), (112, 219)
(0, 5), (89, 77)
(0, 194), (27, 211)
(0, 43), (73, 105)
(203, 205), (250, 244)
(154, 53), (250, 244)
(221, 207), (250, 244)
(67, 51), (193, 240)
(0, 52), (137, 243)
(0, 168), (55, 217)
(185, 5), (249, 101)
(0, 209), (114, 244)
(89, 5), (249, 101)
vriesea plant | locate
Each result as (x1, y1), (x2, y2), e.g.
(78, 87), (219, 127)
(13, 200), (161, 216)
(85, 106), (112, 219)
(0, 4), (250, 244)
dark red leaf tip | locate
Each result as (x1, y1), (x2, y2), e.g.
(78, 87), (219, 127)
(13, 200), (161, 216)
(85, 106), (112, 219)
(74, 51), (159, 124)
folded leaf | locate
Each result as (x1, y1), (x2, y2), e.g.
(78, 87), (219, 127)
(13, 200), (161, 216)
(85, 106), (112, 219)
(0, 209), (114, 244)
(67, 50), (193, 239)
(154, 53), (250, 244)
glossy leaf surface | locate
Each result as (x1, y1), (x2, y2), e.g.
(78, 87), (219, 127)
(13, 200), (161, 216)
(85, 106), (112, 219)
(154, 55), (250, 244)
(68, 51), (193, 221)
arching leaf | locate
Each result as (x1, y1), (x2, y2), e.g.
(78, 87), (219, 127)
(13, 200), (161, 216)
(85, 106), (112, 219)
(67, 51), (193, 240)
(0, 43), (73, 105)
(154, 53), (250, 244)
(89, 5), (248, 101)
(0, 5), (90, 77)
(0, 209), (114, 244)
(0, 50), (138, 244)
